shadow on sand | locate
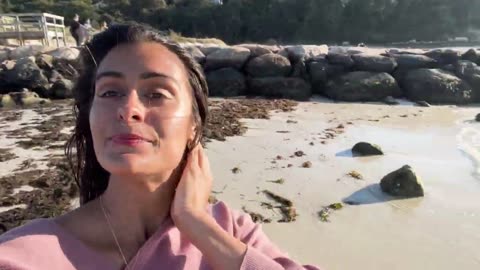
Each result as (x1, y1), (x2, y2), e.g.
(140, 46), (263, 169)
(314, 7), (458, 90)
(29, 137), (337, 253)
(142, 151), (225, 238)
(343, 184), (397, 205)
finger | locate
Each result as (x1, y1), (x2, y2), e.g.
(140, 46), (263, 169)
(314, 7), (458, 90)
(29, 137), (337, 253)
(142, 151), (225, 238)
(189, 144), (200, 169)
(197, 144), (204, 169)
(198, 145), (213, 184)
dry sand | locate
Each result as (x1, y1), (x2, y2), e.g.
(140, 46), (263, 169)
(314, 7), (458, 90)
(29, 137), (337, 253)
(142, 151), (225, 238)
(1, 98), (479, 269)
(206, 98), (480, 270)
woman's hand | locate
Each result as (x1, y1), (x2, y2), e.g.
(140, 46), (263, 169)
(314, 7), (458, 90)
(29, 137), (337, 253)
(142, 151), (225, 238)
(171, 144), (213, 225)
(170, 145), (247, 269)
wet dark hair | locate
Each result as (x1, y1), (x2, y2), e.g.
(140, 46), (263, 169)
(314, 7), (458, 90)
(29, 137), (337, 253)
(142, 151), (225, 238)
(66, 23), (209, 205)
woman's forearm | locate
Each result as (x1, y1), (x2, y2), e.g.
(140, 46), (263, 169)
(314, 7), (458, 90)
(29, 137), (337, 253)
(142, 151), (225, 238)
(175, 212), (248, 270)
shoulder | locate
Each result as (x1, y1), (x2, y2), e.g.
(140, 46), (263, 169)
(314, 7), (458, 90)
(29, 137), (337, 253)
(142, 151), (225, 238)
(0, 219), (66, 268)
(0, 219), (54, 244)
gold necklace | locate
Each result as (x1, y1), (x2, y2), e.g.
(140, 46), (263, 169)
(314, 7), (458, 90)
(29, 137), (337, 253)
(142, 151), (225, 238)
(99, 194), (137, 270)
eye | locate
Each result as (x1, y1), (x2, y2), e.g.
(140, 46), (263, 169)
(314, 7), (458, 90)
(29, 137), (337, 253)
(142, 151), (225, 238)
(99, 90), (122, 98)
(145, 92), (167, 99)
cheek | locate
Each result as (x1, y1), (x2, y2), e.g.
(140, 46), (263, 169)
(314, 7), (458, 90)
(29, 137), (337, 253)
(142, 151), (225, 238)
(89, 102), (109, 152)
(154, 117), (192, 158)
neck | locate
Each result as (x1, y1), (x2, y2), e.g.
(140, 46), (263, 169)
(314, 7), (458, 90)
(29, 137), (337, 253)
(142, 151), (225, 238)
(100, 170), (180, 248)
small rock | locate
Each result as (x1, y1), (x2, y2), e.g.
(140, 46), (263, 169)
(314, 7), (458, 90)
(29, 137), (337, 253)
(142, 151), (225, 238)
(302, 161), (312, 168)
(380, 165), (424, 197)
(476, 114), (480, 122)
(231, 167), (241, 174)
(352, 142), (384, 156)
(294, 151), (305, 157)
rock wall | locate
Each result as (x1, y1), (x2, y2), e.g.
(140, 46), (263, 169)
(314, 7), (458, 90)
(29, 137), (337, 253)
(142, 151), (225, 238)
(1, 44), (480, 107)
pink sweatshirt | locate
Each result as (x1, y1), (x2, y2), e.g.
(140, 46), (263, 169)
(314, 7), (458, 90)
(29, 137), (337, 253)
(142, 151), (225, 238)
(0, 201), (320, 270)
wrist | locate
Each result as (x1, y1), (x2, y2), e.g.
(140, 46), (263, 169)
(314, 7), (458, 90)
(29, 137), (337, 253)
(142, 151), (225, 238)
(172, 208), (210, 231)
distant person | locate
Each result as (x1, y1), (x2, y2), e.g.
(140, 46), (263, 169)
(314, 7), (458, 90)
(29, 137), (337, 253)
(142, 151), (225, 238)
(78, 19), (92, 46)
(100, 21), (108, 32)
(69, 14), (81, 46)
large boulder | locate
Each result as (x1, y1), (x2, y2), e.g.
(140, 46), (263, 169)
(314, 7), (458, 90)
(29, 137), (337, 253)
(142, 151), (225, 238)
(237, 44), (278, 57)
(0, 57), (50, 96)
(291, 60), (308, 79)
(325, 72), (402, 101)
(352, 54), (397, 73)
(245, 53), (291, 77)
(197, 44), (224, 56)
(391, 54), (437, 69)
(6, 89), (50, 107)
(206, 68), (246, 97)
(454, 61), (480, 101)
(402, 69), (473, 104)
(0, 94), (15, 108)
(308, 60), (348, 94)
(46, 47), (80, 61)
(184, 46), (206, 64)
(461, 49), (480, 64)
(308, 60), (328, 93)
(9, 45), (46, 60)
(205, 47), (251, 70)
(0, 49), (8, 62)
(424, 49), (461, 65)
(326, 53), (354, 68)
(454, 60), (480, 78)
(52, 58), (80, 81)
(50, 78), (74, 99)
(280, 45), (328, 62)
(36, 54), (54, 70)
(380, 165), (424, 198)
(248, 77), (312, 101)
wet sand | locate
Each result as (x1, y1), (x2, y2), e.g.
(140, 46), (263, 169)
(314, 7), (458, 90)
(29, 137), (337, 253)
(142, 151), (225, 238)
(0, 98), (479, 269)
(207, 98), (480, 270)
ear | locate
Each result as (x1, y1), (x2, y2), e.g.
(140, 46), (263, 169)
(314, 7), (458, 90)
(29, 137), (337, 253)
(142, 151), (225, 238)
(186, 124), (197, 151)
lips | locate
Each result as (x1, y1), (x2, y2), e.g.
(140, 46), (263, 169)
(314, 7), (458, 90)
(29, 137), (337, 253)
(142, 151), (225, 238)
(110, 133), (152, 146)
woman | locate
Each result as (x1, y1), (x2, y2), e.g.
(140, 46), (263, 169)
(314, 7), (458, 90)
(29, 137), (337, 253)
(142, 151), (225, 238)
(0, 24), (320, 270)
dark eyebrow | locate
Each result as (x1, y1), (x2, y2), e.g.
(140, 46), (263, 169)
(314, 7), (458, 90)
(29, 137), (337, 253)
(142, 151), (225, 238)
(95, 71), (124, 81)
(139, 71), (177, 82)
(140, 72), (181, 89)
(95, 71), (180, 86)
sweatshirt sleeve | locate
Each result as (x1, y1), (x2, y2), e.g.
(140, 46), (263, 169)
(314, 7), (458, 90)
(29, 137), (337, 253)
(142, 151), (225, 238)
(229, 207), (321, 270)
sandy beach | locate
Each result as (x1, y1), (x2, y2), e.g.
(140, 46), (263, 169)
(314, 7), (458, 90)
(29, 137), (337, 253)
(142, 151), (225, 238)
(206, 98), (480, 270)
(0, 98), (479, 270)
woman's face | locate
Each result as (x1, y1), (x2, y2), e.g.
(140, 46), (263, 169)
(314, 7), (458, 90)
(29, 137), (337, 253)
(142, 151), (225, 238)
(90, 42), (195, 177)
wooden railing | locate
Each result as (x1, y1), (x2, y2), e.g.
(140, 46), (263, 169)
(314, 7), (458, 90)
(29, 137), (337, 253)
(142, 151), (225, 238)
(0, 13), (67, 47)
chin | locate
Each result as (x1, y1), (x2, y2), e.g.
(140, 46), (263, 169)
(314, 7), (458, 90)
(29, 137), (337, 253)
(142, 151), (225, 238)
(101, 154), (156, 175)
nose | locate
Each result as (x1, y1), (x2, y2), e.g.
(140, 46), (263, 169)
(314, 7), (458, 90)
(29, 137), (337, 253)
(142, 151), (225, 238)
(117, 91), (145, 123)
